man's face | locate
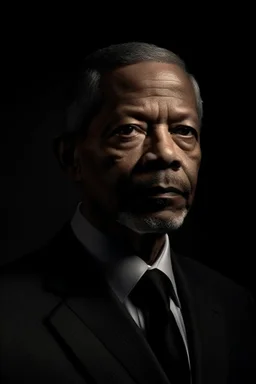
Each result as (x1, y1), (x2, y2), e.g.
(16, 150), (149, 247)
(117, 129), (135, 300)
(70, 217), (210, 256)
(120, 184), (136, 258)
(74, 61), (202, 234)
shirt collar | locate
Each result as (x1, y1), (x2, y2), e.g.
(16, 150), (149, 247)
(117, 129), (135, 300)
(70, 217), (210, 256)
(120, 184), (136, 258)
(71, 202), (180, 304)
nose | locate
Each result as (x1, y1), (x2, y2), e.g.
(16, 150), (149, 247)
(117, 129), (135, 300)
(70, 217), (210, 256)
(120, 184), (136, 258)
(143, 125), (182, 170)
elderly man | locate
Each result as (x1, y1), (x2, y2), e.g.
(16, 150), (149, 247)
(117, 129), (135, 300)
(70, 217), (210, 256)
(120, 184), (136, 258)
(1, 42), (255, 384)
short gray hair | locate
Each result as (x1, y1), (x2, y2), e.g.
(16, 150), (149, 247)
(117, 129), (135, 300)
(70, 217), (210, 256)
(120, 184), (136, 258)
(63, 42), (203, 138)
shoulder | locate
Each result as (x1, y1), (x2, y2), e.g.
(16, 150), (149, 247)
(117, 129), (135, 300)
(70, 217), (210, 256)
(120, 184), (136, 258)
(174, 251), (255, 308)
(0, 228), (59, 299)
(0, 247), (49, 306)
(0, 241), (50, 282)
(1, 220), (72, 277)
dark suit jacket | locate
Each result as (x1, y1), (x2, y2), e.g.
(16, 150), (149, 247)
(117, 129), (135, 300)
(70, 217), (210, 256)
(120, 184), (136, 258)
(1, 221), (255, 383)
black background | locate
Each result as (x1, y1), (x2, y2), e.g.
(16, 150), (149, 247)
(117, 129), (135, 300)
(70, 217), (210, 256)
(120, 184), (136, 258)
(4, 14), (255, 299)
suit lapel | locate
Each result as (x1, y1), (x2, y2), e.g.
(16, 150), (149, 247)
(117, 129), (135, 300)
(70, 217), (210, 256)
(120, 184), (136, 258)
(42, 223), (170, 384)
(46, 293), (171, 384)
(42, 222), (228, 384)
(171, 249), (229, 384)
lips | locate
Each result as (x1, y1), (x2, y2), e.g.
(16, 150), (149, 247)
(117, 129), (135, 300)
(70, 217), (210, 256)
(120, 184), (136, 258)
(144, 186), (185, 197)
(123, 184), (187, 213)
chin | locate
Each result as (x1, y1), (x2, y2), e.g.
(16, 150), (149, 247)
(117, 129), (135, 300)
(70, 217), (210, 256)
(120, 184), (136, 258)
(116, 208), (188, 234)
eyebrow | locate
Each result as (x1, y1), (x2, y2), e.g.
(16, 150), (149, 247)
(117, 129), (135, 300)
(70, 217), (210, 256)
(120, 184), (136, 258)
(113, 107), (199, 125)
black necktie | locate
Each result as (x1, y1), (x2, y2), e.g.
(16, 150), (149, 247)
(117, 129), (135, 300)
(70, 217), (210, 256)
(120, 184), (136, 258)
(130, 268), (190, 384)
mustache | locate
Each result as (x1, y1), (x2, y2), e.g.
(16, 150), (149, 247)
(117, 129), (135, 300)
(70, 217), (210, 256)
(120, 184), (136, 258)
(120, 172), (190, 198)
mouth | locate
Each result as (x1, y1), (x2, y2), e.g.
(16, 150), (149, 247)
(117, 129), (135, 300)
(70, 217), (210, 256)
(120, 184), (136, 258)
(144, 186), (186, 198)
(122, 184), (188, 214)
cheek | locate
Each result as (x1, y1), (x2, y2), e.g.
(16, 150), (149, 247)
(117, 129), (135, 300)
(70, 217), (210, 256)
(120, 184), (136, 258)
(96, 146), (140, 180)
(184, 152), (201, 194)
(80, 150), (102, 179)
(79, 147), (137, 203)
(190, 166), (200, 192)
(188, 148), (201, 180)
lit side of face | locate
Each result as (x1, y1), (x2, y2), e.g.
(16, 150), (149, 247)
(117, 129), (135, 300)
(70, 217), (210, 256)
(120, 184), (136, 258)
(73, 61), (202, 234)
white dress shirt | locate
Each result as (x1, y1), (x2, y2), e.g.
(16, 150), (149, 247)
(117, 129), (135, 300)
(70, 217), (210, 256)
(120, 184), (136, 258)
(71, 202), (191, 368)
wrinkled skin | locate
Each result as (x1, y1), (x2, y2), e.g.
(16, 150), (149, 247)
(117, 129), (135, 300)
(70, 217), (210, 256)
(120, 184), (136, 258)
(60, 62), (202, 264)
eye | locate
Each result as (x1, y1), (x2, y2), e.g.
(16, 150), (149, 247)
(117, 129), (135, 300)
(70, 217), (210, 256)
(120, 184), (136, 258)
(172, 125), (198, 138)
(112, 124), (141, 137)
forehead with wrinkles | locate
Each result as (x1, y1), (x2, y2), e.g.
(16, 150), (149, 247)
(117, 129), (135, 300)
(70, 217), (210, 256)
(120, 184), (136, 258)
(101, 62), (195, 100)
(96, 62), (198, 124)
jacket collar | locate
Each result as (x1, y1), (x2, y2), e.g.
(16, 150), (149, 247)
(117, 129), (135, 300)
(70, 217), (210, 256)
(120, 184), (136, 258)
(42, 222), (227, 384)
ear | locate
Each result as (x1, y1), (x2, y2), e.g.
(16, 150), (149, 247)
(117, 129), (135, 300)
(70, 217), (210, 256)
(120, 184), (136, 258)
(52, 134), (82, 182)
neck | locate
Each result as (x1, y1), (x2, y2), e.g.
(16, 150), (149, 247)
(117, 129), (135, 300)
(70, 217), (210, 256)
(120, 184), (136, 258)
(80, 202), (166, 265)
(125, 232), (166, 265)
